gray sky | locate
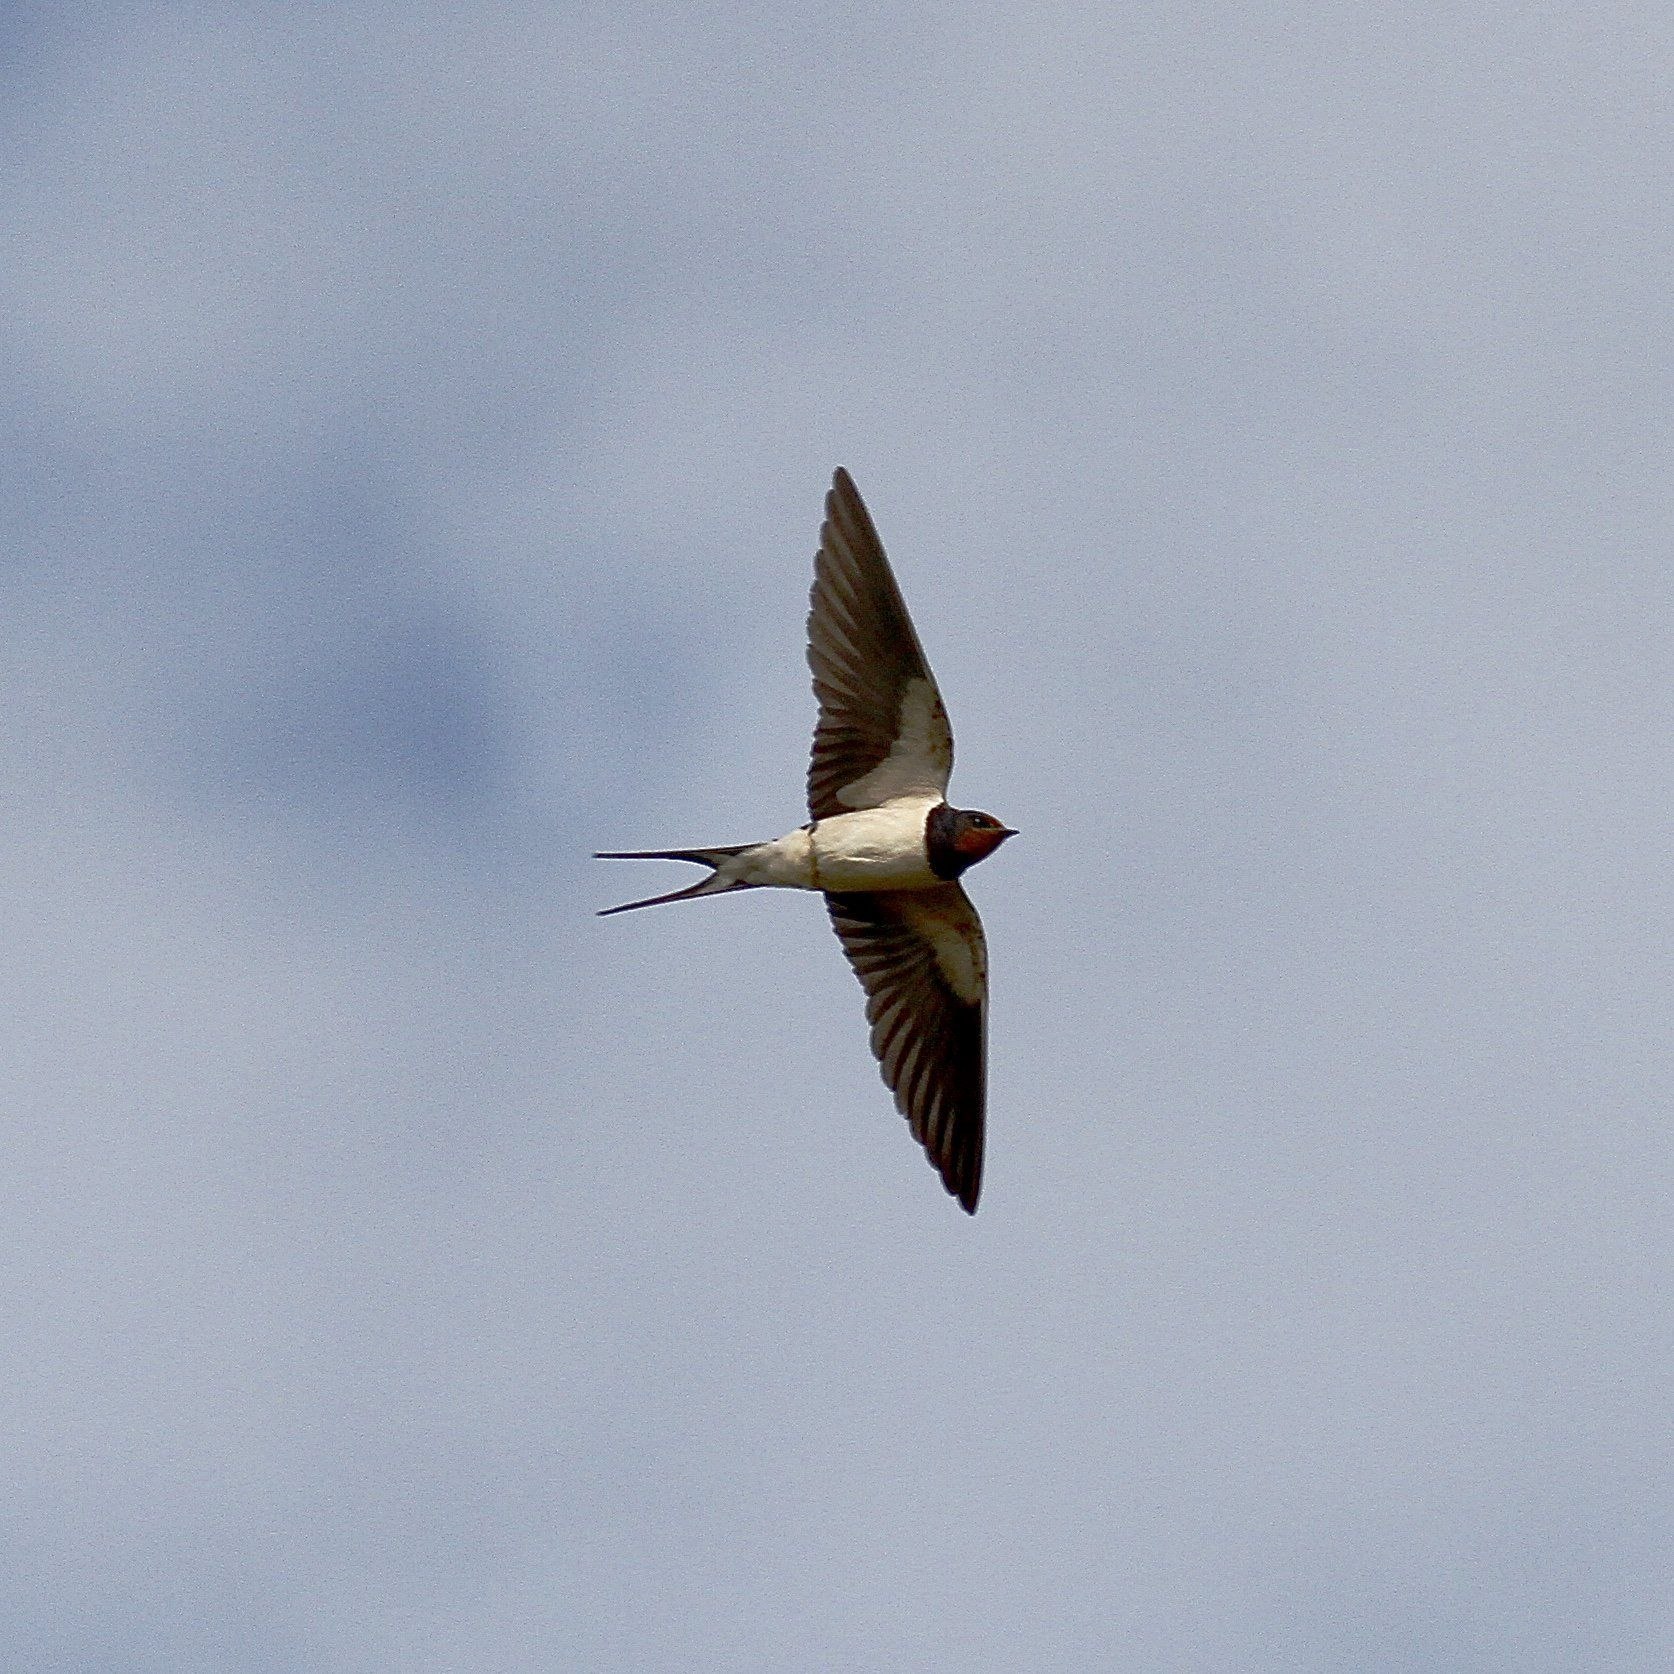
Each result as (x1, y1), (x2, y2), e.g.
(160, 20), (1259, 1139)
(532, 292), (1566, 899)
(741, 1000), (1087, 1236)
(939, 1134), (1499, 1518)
(6, 5), (1672, 1670)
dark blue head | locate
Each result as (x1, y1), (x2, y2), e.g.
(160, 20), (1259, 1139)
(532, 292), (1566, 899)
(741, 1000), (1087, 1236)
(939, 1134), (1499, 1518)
(926, 804), (1017, 880)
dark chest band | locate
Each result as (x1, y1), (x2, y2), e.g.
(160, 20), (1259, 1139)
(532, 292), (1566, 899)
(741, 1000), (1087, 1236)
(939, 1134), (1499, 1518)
(925, 802), (972, 880)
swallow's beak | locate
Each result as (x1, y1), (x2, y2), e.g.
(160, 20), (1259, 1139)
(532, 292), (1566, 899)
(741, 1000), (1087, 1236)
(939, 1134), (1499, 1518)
(996, 827), (1018, 841)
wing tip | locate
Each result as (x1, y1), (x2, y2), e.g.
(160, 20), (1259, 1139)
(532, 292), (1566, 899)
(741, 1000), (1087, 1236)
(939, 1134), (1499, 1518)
(947, 1145), (982, 1214)
(825, 465), (868, 529)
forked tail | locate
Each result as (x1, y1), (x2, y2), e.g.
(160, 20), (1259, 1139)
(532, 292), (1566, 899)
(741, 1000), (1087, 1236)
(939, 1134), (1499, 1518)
(593, 845), (757, 916)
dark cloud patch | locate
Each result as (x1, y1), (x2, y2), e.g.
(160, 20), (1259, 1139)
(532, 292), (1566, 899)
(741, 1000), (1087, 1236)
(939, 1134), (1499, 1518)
(191, 448), (511, 825)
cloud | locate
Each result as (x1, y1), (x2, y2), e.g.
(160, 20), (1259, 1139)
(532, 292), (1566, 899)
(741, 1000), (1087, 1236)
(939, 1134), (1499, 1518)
(3, 5), (1670, 1669)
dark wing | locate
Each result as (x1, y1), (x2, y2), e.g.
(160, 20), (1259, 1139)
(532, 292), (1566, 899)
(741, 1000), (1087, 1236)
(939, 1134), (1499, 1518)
(806, 468), (955, 819)
(825, 883), (987, 1213)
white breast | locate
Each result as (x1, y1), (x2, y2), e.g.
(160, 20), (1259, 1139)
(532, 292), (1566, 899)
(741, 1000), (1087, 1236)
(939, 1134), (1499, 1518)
(808, 798), (940, 891)
(727, 796), (942, 894)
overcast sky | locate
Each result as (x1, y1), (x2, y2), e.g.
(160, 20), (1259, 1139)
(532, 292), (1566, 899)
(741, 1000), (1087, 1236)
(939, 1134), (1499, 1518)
(5, 5), (1672, 1670)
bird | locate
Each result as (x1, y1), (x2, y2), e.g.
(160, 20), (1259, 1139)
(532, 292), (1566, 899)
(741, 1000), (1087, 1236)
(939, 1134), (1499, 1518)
(597, 468), (1014, 1213)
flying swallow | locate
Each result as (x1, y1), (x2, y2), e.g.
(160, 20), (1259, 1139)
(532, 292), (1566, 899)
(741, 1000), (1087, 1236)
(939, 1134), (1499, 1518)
(597, 468), (1014, 1213)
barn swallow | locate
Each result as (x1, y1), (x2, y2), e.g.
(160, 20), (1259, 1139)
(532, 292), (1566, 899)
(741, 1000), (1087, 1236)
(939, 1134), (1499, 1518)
(597, 468), (1013, 1213)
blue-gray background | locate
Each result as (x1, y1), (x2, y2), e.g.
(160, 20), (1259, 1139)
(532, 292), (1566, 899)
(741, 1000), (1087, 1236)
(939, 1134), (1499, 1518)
(7, 6), (1670, 1670)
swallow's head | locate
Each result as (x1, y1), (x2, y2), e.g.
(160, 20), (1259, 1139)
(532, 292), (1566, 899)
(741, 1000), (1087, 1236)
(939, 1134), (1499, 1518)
(926, 803), (1017, 878)
(947, 808), (1017, 863)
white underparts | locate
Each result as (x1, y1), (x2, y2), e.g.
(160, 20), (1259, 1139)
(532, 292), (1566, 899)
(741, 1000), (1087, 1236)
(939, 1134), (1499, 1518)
(724, 797), (943, 894)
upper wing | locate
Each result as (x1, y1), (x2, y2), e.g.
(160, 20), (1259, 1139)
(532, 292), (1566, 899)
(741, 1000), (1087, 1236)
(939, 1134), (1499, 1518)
(824, 883), (987, 1213)
(806, 468), (955, 819)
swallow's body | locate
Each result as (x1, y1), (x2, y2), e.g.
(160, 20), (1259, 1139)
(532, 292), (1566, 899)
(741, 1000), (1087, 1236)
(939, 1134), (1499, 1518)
(598, 470), (1013, 1212)
(607, 797), (988, 897)
(735, 799), (950, 892)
